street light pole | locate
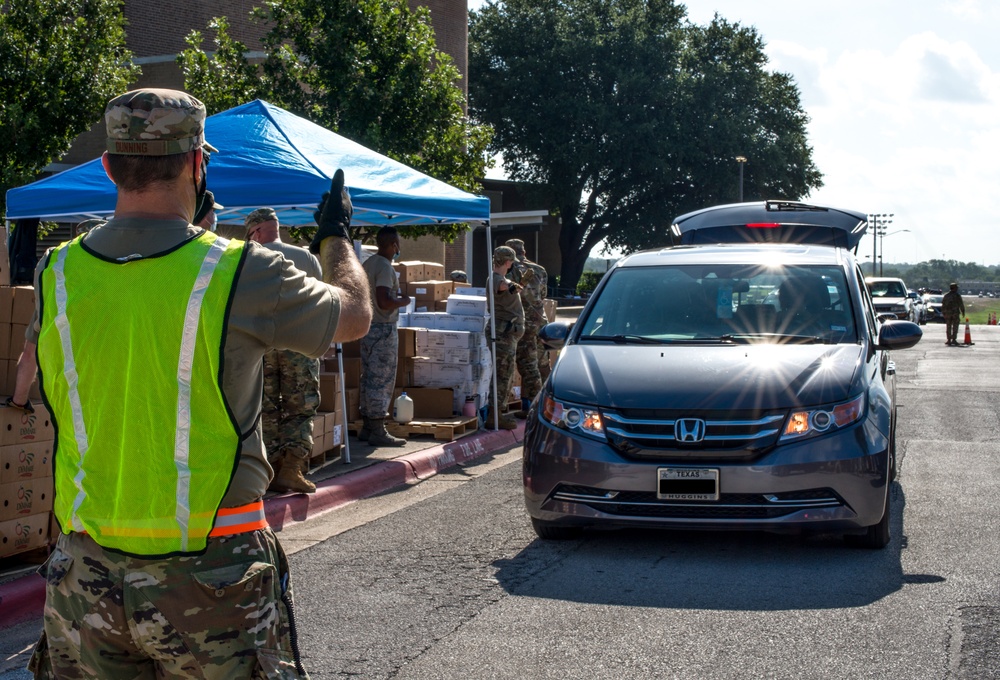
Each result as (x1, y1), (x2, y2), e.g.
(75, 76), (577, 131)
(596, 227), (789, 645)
(867, 213), (893, 276)
(736, 156), (747, 202)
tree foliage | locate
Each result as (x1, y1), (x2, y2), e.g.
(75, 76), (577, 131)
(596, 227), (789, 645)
(0, 0), (137, 216)
(469, 0), (823, 289)
(178, 1), (493, 243)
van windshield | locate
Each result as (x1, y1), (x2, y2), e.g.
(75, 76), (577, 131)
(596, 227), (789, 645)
(578, 264), (857, 344)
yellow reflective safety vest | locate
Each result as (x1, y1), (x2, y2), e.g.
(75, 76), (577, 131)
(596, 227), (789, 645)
(37, 231), (246, 557)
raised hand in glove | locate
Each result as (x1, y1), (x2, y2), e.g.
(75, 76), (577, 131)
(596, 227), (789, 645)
(310, 168), (353, 253)
(5, 396), (34, 414)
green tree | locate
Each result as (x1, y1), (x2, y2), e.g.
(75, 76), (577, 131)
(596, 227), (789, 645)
(178, 1), (492, 243)
(470, 0), (823, 290)
(0, 0), (137, 216)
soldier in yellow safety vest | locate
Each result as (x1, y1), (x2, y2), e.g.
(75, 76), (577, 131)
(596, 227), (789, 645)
(10, 89), (371, 679)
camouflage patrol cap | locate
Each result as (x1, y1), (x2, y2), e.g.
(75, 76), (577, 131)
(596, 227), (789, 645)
(493, 245), (517, 265)
(245, 207), (278, 229)
(105, 88), (218, 156)
(505, 238), (525, 255)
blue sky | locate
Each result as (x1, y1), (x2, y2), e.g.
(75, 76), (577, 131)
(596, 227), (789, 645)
(470, 1), (1000, 265)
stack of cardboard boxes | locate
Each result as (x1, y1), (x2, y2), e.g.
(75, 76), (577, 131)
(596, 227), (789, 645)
(0, 277), (57, 558)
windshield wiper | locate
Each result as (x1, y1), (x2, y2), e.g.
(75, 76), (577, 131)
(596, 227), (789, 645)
(718, 333), (831, 344)
(586, 334), (668, 345)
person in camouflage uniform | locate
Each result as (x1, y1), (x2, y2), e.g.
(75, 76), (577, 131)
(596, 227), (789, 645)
(246, 208), (324, 494)
(24, 88), (373, 679)
(942, 281), (966, 346)
(360, 227), (411, 446)
(487, 246), (525, 430)
(506, 239), (549, 416)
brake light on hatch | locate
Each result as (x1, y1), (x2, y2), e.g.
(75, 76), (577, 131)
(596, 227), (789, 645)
(746, 223), (781, 229)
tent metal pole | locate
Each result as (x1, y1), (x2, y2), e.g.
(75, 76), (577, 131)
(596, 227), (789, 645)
(486, 222), (498, 431)
(336, 343), (351, 464)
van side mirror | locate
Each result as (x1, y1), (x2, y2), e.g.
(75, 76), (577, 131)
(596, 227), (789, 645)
(538, 322), (572, 349)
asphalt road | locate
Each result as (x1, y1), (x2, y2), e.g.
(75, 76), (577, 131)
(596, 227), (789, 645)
(4, 323), (1000, 678)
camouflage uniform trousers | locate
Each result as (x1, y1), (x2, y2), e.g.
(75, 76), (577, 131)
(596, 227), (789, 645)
(944, 313), (961, 343)
(360, 322), (398, 418)
(29, 528), (308, 679)
(489, 319), (524, 413)
(515, 321), (545, 403)
(262, 349), (320, 464)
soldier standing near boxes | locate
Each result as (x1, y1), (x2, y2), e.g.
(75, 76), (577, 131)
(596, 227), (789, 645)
(487, 246), (524, 430)
(505, 238), (548, 417)
(17, 89), (371, 679)
(245, 207), (324, 494)
(360, 226), (411, 446)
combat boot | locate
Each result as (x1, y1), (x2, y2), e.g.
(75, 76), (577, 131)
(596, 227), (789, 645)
(367, 418), (406, 447)
(269, 454), (317, 494)
(358, 416), (372, 441)
(486, 408), (517, 430)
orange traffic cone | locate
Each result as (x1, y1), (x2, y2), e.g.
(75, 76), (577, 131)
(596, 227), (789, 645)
(964, 318), (974, 345)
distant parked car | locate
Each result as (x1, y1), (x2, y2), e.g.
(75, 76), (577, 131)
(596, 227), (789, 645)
(907, 290), (926, 325)
(866, 277), (915, 322)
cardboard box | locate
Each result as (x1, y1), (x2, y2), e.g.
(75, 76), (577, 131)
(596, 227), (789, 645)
(436, 314), (490, 333)
(310, 432), (327, 458)
(417, 347), (483, 365)
(0, 402), (54, 447)
(413, 361), (489, 388)
(406, 281), (453, 303)
(330, 423), (343, 447)
(0, 512), (50, 559)
(345, 388), (360, 421)
(398, 327), (417, 358)
(416, 329), (485, 350)
(446, 295), (489, 316)
(0, 476), (54, 521)
(454, 287), (488, 297)
(395, 356), (414, 388)
(0, 287), (14, 324)
(434, 300), (449, 312)
(543, 298), (558, 322)
(11, 286), (35, 326)
(0, 441), (53, 484)
(342, 357), (361, 388)
(319, 372), (341, 412)
(340, 340), (361, 358)
(394, 262), (445, 283)
(392, 387), (454, 418)
(0, 323), (11, 361)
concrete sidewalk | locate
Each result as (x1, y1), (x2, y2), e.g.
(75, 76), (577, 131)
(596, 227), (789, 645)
(0, 421), (525, 632)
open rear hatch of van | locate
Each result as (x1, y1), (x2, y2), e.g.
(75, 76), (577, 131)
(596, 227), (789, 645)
(671, 201), (868, 250)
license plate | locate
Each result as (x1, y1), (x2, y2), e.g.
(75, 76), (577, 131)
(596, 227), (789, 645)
(657, 468), (719, 501)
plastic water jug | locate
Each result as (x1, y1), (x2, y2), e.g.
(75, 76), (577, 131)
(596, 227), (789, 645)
(393, 392), (414, 424)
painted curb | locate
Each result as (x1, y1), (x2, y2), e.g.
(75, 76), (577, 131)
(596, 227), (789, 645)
(0, 423), (524, 632)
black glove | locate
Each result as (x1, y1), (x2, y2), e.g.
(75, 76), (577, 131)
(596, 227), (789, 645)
(310, 168), (353, 253)
(5, 396), (34, 414)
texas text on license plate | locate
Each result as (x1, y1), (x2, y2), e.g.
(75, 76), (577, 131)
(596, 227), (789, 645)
(657, 468), (720, 501)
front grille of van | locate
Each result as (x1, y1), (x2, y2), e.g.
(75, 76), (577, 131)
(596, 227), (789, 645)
(602, 409), (786, 460)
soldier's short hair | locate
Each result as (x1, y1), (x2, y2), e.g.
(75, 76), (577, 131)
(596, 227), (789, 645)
(376, 226), (399, 248)
(505, 239), (525, 256)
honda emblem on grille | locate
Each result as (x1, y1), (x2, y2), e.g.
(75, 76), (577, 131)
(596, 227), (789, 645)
(675, 418), (706, 443)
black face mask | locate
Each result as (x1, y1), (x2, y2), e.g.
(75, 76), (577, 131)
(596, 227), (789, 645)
(194, 150), (209, 209)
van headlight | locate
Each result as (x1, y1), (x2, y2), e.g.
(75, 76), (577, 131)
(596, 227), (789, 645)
(780, 393), (865, 441)
(541, 394), (606, 440)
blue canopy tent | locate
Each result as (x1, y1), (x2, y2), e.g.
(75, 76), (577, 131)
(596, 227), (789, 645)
(5, 99), (507, 444)
(5, 99), (491, 228)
